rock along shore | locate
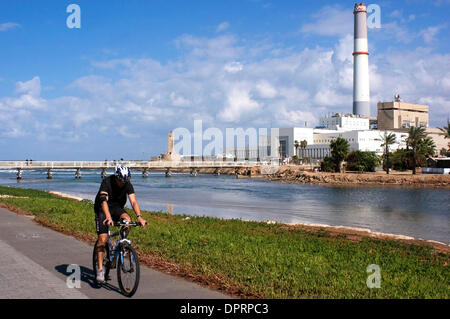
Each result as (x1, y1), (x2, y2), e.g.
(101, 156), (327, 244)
(262, 165), (450, 188)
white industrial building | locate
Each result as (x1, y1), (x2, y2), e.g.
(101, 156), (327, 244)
(278, 125), (408, 161)
(274, 4), (409, 163)
(318, 113), (369, 131)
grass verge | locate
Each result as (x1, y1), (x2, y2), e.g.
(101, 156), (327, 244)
(0, 185), (448, 298)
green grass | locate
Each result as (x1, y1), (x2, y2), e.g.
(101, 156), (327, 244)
(0, 185), (448, 298)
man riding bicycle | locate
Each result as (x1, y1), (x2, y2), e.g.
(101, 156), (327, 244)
(94, 164), (147, 283)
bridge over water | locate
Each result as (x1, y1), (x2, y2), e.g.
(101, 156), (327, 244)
(0, 161), (276, 179)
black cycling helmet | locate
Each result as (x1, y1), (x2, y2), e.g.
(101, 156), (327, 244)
(115, 164), (131, 183)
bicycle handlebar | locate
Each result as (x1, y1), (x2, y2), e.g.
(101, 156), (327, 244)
(114, 220), (147, 227)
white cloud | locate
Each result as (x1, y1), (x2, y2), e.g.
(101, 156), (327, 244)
(216, 22), (230, 33)
(118, 126), (140, 138)
(276, 107), (316, 127)
(16, 76), (41, 96)
(170, 92), (191, 107)
(0, 77), (46, 111)
(1, 127), (26, 138)
(334, 34), (353, 63)
(219, 86), (260, 122)
(224, 61), (243, 73)
(300, 6), (352, 36)
(419, 25), (446, 44)
(1, 19), (449, 150)
(255, 81), (277, 99)
(0, 22), (20, 32)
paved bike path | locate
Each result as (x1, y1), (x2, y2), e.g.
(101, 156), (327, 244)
(0, 207), (229, 299)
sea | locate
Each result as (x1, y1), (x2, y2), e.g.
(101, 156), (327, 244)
(0, 169), (448, 243)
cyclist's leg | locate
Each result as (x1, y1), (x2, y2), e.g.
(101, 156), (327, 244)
(109, 205), (130, 223)
(111, 205), (131, 236)
(119, 212), (131, 222)
(95, 210), (109, 270)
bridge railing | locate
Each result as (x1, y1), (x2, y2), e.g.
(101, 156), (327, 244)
(0, 160), (274, 170)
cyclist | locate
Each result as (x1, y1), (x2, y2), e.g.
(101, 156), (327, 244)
(94, 164), (147, 283)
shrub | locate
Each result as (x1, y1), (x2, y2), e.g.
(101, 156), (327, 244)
(390, 149), (413, 171)
(330, 138), (350, 173)
(321, 156), (336, 172)
(346, 151), (381, 172)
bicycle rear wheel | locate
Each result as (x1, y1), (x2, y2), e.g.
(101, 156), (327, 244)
(117, 244), (140, 297)
(92, 240), (110, 285)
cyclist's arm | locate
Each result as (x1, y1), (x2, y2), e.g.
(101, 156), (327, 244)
(100, 191), (113, 225)
(128, 193), (146, 227)
(128, 193), (141, 216)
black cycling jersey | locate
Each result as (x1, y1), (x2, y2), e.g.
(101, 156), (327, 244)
(94, 175), (135, 213)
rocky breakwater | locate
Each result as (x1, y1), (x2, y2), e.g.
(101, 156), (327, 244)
(264, 166), (450, 188)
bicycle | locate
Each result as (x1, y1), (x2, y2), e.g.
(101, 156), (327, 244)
(93, 219), (145, 297)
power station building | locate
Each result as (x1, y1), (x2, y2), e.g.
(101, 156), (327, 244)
(319, 113), (369, 131)
(228, 3), (445, 163)
(275, 3), (411, 162)
(377, 98), (429, 130)
(278, 127), (407, 161)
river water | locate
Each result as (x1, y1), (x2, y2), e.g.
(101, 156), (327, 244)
(0, 169), (448, 243)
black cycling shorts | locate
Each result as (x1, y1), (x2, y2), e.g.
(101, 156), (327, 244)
(95, 204), (127, 235)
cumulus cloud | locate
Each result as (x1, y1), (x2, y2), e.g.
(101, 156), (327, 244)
(16, 76), (41, 97)
(0, 77), (46, 111)
(219, 86), (260, 122)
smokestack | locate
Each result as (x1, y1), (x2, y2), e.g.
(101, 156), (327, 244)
(353, 3), (370, 117)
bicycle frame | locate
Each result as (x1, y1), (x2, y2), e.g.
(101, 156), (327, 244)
(105, 221), (138, 270)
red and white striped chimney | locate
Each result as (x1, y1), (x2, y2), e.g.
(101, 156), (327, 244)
(353, 3), (370, 117)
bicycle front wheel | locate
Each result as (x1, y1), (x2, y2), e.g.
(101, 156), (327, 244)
(117, 245), (140, 297)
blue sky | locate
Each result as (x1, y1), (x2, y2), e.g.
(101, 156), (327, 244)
(0, 0), (449, 160)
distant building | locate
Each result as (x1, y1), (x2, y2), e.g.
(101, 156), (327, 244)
(225, 135), (278, 162)
(277, 126), (407, 161)
(298, 130), (407, 161)
(377, 99), (429, 130)
(319, 113), (370, 131)
(426, 128), (449, 156)
(160, 132), (181, 162)
(278, 128), (314, 158)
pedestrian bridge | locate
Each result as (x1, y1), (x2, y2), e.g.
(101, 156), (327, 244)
(0, 160), (277, 179)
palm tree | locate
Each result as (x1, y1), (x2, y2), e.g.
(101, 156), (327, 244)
(330, 137), (350, 173)
(294, 140), (300, 158)
(406, 126), (427, 174)
(380, 131), (397, 174)
(300, 140), (308, 164)
(438, 118), (450, 138)
(417, 137), (436, 158)
(300, 140), (308, 151)
(439, 118), (450, 151)
(278, 145), (282, 164)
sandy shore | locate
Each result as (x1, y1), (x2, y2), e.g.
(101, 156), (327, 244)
(48, 191), (83, 202)
(280, 221), (449, 253)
